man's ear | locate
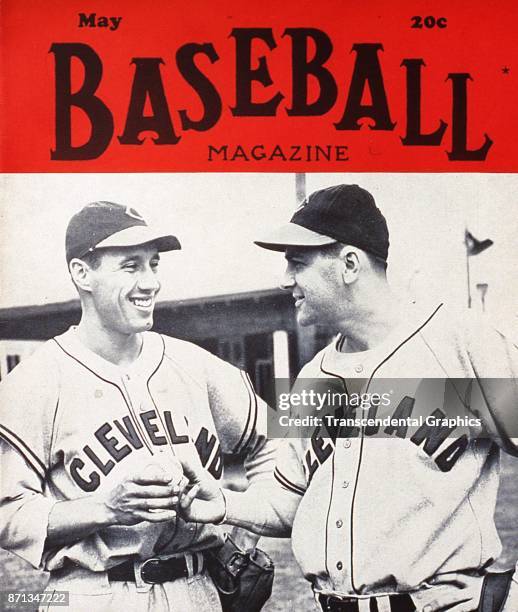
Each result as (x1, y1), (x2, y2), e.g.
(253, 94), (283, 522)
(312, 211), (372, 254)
(338, 246), (361, 283)
(69, 258), (93, 292)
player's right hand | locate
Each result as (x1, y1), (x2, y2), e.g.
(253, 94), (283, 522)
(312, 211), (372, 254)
(176, 454), (226, 524)
(100, 464), (180, 525)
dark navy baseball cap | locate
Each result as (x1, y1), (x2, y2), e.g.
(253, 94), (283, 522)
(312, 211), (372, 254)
(254, 184), (389, 261)
(66, 201), (181, 263)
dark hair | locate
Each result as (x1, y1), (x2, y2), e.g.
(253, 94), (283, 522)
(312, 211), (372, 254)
(366, 252), (388, 273)
(75, 249), (104, 269)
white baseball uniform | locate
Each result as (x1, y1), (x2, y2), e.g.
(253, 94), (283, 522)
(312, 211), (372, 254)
(0, 327), (275, 607)
(271, 302), (518, 605)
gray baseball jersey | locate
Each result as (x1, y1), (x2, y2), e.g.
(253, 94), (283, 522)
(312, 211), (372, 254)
(274, 303), (518, 598)
(0, 327), (275, 578)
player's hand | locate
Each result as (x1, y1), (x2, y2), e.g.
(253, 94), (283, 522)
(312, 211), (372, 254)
(100, 463), (181, 526)
(176, 454), (226, 524)
(420, 573), (483, 612)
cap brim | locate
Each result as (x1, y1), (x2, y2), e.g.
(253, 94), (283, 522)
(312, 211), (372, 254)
(95, 226), (181, 252)
(254, 223), (336, 252)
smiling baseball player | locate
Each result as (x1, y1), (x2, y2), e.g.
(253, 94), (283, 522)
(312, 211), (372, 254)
(178, 185), (518, 612)
(0, 201), (276, 611)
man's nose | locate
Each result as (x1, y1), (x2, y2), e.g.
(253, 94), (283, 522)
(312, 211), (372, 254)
(137, 268), (160, 292)
(280, 266), (295, 290)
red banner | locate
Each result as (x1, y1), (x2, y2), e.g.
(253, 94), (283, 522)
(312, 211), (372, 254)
(1, 0), (516, 172)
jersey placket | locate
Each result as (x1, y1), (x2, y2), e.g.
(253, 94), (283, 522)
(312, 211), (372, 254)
(325, 366), (368, 593)
(119, 371), (158, 456)
(121, 370), (192, 470)
(326, 430), (362, 592)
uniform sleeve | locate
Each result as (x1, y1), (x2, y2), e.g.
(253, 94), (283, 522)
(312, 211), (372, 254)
(462, 314), (518, 455)
(273, 438), (308, 496)
(201, 352), (278, 483)
(272, 356), (326, 496)
(0, 440), (56, 568)
(225, 478), (302, 537)
(0, 347), (60, 568)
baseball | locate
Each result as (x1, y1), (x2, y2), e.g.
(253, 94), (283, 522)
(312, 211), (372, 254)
(142, 454), (184, 514)
(142, 454), (184, 485)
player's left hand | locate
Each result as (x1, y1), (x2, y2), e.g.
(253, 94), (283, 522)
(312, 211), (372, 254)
(420, 572), (483, 612)
(176, 453), (226, 524)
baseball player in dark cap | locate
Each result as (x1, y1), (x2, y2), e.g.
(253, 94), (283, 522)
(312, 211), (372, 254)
(0, 201), (276, 611)
(178, 185), (518, 612)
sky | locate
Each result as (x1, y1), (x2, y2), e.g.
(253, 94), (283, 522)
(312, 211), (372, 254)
(1, 172), (517, 325)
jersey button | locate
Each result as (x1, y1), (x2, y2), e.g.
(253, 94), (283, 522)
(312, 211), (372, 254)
(354, 364), (363, 373)
(343, 439), (351, 448)
(336, 561), (343, 570)
(336, 520), (343, 528)
(342, 481), (349, 488)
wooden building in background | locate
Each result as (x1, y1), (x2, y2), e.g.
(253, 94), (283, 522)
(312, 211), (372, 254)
(0, 288), (333, 404)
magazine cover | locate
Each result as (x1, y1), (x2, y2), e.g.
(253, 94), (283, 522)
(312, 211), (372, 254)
(1, 1), (517, 611)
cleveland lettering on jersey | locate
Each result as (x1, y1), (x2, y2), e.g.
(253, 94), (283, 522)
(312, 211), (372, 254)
(69, 409), (222, 492)
(304, 395), (472, 483)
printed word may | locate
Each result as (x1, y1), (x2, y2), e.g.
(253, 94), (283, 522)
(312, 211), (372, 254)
(78, 13), (122, 31)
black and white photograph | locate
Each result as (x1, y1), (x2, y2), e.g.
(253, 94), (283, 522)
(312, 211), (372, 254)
(1, 173), (517, 611)
(2, 0), (518, 608)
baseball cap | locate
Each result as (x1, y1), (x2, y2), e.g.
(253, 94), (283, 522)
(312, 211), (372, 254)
(254, 184), (389, 261)
(65, 201), (181, 263)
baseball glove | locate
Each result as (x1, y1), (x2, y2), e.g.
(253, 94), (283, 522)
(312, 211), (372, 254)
(206, 534), (274, 612)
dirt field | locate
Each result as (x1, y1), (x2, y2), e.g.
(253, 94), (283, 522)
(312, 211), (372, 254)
(1, 454), (517, 611)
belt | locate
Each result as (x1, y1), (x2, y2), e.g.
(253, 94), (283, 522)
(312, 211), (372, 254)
(318, 593), (415, 612)
(108, 554), (204, 585)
